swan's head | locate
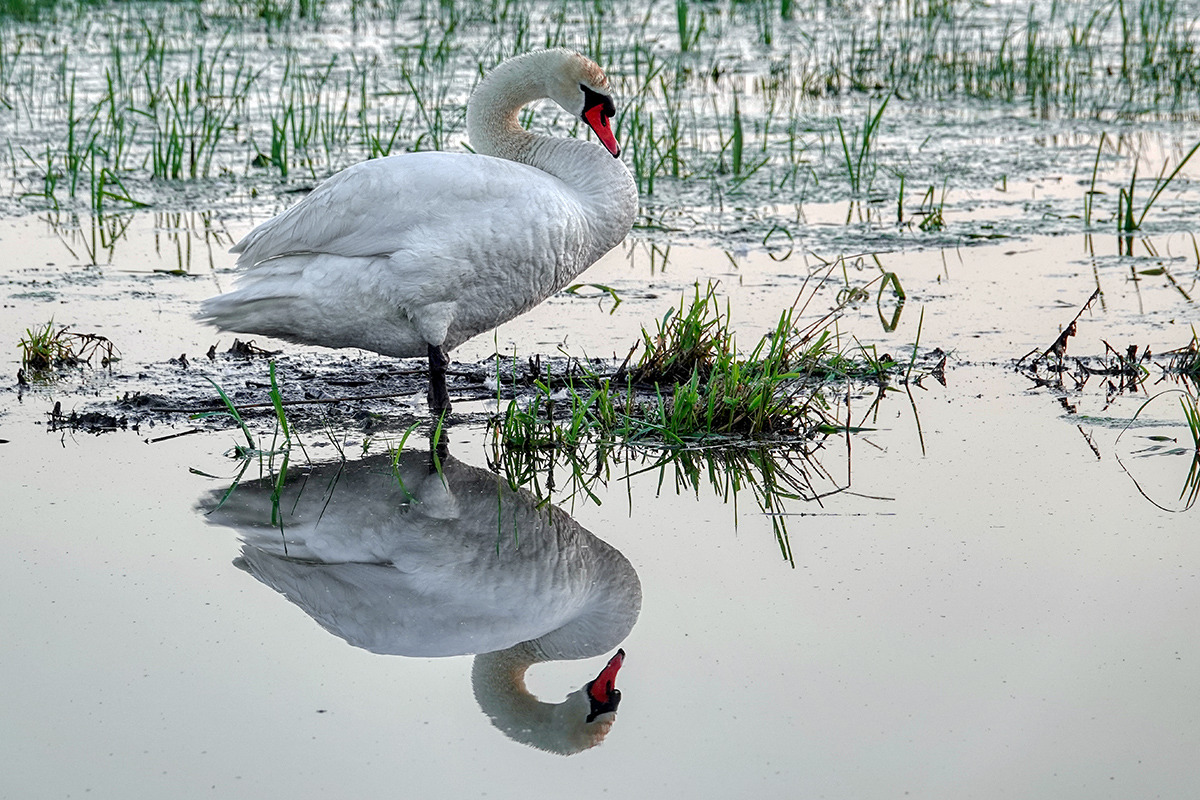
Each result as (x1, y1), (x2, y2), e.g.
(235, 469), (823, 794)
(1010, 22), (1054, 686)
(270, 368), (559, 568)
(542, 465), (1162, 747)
(548, 648), (627, 754)
(548, 51), (621, 158)
(474, 647), (628, 755)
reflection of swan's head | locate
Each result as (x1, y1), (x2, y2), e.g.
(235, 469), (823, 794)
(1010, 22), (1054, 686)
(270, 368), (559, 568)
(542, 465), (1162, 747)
(473, 643), (626, 755)
(203, 449), (641, 756)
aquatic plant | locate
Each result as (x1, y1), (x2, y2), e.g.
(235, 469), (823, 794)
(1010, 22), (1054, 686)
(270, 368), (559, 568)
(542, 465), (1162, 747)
(18, 320), (75, 371)
(195, 374), (258, 457)
(1116, 139), (1200, 233)
(835, 95), (889, 195)
(2, 0), (1199, 245)
(18, 319), (118, 373)
(489, 276), (915, 451)
(1166, 328), (1200, 378)
(191, 360), (299, 524)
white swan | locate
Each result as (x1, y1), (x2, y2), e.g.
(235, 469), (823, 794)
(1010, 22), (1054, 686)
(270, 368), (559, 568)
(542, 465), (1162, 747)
(200, 448), (642, 755)
(199, 49), (639, 414)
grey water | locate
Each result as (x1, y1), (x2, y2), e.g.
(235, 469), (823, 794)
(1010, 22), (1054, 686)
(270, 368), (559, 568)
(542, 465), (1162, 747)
(3, 0), (1200, 796)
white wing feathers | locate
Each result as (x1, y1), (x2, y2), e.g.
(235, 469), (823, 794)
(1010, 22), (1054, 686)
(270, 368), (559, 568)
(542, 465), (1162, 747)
(231, 152), (581, 269)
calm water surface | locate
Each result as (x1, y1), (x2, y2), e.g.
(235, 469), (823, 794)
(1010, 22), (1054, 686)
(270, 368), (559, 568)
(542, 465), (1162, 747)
(3, 0), (1200, 792)
(2, 213), (1199, 798)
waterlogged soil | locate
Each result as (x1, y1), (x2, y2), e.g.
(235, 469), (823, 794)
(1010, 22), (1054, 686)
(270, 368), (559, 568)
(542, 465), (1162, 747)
(3, 1), (1200, 797)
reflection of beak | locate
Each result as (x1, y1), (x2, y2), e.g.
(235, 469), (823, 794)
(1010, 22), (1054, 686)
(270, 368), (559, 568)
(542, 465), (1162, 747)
(585, 648), (625, 722)
(582, 105), (621, 158)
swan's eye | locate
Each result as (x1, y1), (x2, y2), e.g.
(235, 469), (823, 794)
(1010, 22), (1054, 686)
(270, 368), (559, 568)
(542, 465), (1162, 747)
(585, 681), (621, 722)
(579, 84), (615, 118)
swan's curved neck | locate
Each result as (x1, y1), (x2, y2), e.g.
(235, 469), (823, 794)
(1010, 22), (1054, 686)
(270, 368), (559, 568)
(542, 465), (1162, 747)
(472, 641), (561, 748)
(465, 49), (638, 269)
(466, 52), (562, 162)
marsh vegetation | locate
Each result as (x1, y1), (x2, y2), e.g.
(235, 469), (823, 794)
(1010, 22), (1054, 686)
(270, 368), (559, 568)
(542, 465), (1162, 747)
(1, 0), (1199, 251)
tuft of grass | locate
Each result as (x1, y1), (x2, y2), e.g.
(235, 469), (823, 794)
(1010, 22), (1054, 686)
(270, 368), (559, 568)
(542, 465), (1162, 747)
(626, 281), (730, 386)
(835, 95), (890, 195)
(675, 0), (705, 53)
(192, 360), (296, 458)
(490, 276), (914, 452)
(18, 319), (118, 374)
(192, 360), (299, 525)
(1165, 327), (1200, 378)
(19, 320), (75, 371)
(915, 184), (947, 232)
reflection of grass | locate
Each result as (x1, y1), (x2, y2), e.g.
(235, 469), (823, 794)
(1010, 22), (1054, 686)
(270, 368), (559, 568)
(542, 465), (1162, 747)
(1116, 388), (1200, 512)
(1167, 328), (1200, 378)
(1182, 394), (1200, 452)
(487, 436), (846, 566)
(1174, 392), (1199, 509)
(639, 444), (842, 566)
(191, 361), (297, 526)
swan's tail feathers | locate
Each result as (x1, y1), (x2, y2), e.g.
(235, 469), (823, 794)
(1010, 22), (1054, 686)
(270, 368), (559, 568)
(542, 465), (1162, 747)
(198, 254), (425, 357)
(198, 270), (308, 344)
(199, 292), (300, 341)
(201, 251), (353, 342)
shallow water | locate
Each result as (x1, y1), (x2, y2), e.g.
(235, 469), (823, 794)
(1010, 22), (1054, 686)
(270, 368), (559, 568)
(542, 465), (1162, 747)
(3, 0), (1200, 796)
(5, 377), (1200, 798)
(3, 205), (1199, 797)
(4, 0), (1200, 248)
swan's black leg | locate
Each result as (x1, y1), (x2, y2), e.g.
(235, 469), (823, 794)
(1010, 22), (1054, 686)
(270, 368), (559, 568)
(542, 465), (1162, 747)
(427, 343), (452, 415)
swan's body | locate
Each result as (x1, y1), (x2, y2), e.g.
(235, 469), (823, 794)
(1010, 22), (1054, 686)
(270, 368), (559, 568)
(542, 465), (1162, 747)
(200, 50), (638, 413)
(201, 450), (641, 754)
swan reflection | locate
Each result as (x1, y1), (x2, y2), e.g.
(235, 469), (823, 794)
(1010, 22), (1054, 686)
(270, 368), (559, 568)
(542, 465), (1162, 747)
(200, 446), (641, 755)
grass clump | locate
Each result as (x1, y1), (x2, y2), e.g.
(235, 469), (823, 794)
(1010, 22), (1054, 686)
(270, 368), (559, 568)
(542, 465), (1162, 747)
(19, 320), (75, 371)
(1165, 327), (1200, 378)
(18, 319), (118, 375)
(490, 277), (909, 454)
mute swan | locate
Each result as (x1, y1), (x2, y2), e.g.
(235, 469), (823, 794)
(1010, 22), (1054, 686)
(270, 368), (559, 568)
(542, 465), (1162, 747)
(199, 49), (639, 414)
(200, 448), (642, 755)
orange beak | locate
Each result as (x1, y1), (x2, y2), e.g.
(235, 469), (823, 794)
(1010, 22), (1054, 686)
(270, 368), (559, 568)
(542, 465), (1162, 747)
(583, 104), (621, 158)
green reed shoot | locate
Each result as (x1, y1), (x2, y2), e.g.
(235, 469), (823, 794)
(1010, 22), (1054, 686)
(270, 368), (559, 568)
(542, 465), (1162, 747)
(835, 95), (889, 194)
(731, 89), (743, 176)
(1118, 139), (1200, 233)
(195, 375), (257, 454)
(1084, 132), (1107, 226)
(675, 0), (704, 53)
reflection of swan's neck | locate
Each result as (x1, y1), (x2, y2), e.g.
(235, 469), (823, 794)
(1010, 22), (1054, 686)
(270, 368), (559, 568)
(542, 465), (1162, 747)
(472, 641), (615, 756)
